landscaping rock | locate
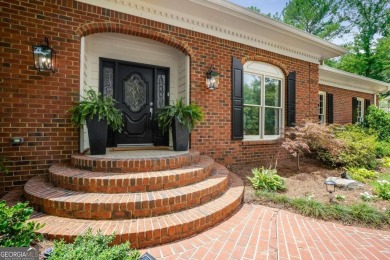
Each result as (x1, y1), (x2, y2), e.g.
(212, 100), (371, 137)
(326, 177), (364, 190)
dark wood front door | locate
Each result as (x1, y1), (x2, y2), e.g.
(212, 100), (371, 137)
(100, 59), (169, 147)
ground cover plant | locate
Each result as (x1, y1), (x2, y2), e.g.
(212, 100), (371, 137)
(0, 201), (43, 247)
(48, 229), (140, 260)
(254, 190), (390, 228)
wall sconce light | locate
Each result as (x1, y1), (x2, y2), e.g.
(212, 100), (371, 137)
(32, 37), (56, 73)
(206, 65), (221, 90)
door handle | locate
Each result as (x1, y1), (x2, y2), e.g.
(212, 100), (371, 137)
(149, 107), (153, 120)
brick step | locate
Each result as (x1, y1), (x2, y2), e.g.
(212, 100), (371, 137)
(24, 164), (229, 220)
(29, 170), (244, 249)
(49, 156), (214, 193)
(71, 150), (200, 173)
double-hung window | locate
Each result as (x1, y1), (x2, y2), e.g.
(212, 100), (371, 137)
(318, 91), (326, 124)
(243, 62), (284, 140)
(356, 97), (364, 123)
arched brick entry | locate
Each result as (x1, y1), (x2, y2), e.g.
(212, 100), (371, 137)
(74, 22), (194, 57)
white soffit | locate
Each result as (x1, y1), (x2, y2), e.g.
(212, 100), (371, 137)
(319, 65), (390, 94)
(76, 0), (347, 64)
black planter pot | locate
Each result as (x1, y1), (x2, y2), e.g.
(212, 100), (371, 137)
(86, 115), (108, 155)
(172, 117), (189, 151)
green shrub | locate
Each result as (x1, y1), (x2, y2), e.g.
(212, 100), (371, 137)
(48, 229), (140, 260)
(248, 167), (286, 191)
(346, 167), (378, 183)
(336, 126), (378, 169)
(382, 157), (390, 168)
(364, 106), (390, 142)
(375, 142), (390, 158)
(373, 180), (390, 200)
(0, 201), (44, 247)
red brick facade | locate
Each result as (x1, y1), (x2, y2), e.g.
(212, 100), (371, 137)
(0, 0), (369, 192)
(319, 85), (374, 124)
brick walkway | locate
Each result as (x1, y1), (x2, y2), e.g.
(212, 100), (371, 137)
(142, 204), (390, 259)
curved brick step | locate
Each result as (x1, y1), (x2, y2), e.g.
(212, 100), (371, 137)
(30, 171), (244, 249)
(24, 165), (229, 220)
(49, 156), (214, 193)
(71, 150), (200, 173)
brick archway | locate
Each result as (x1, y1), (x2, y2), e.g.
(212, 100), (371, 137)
(75, 22), (194, 57)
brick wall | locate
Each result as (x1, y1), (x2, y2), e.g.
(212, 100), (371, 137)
(319, 85), (374, 124)
(0, 0), (319, 192)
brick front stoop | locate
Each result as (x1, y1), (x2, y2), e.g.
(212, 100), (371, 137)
(22, 151), (244, 248)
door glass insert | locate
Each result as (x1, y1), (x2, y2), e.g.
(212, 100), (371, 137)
(103, 67), (114, 98)
(124, 73), (147, 112)
(157, 74), (166, 109)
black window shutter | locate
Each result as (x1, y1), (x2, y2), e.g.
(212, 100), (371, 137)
(327, 93), (334, 124)
(287, 71), (296, 127)
(352, 97), (358, 124)
(231, 57), (244, 140)
(365, 99), (371, 116)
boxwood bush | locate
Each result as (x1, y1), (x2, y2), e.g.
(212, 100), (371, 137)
(0, 201), (43, 247)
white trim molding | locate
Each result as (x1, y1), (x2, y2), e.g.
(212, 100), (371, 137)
(76, 0), (347, 64)
(319, 65), (390, 94)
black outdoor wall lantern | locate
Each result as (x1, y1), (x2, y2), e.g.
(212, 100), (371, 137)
(206, 65), (221, 90)
(32, 37), (56, 73)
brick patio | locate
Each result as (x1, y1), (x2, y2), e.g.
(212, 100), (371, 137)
(142, 204), (390, 259)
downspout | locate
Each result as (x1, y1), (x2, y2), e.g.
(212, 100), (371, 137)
(79, 36), (85, 152)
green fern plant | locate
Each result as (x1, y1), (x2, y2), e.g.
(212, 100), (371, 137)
(157, 98), (203, 133)
(68, 89), (123, 132)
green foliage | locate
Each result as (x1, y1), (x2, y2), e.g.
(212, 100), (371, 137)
(327, 0), (390, 81)
(157, 98), (203, 133)
(336, 126), (378, 168)
(248, 167), (286, 191)
(346, 167), (378, 183)
(0, 201), (43, 247)
(281, 0), (346, 40)
(335, 194), (346, 201)
(68, 89), (123, 132)
(290, 198), (329, 219)
(0, 157), (8, 175)
(48, 229), (140, 260)
(381, 157), (390, 167)
(349, 203), (388, 227)
(375, 141), (390, 158)
(255, 191), (390, 228)
(364, 106), (390, 142)
(373, 180), (390, 200)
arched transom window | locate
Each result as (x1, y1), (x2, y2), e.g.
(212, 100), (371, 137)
(243, 61), (284, 140)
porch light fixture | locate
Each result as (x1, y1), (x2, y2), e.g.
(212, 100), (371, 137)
(32, 37), (56, 73)
(206, 65), (221, 90)
(324, 179), (336, 203)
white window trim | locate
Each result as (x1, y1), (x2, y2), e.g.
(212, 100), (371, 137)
(356, 97), (365, 123)
(243, 62), (285, 141)
(318, 91), (326, 124)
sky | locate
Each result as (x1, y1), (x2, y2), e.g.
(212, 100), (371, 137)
(227, 0), (349, 45)
(228, 0), (288, 15)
